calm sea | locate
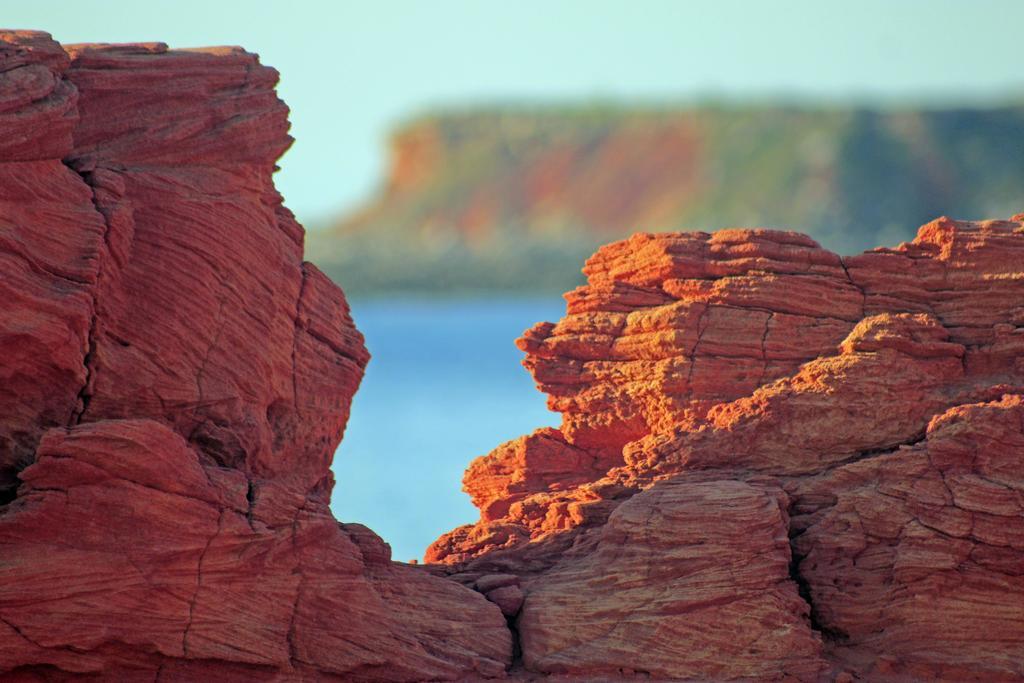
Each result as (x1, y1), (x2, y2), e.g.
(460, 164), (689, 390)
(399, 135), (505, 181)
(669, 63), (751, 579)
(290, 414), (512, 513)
(330, 298), (565, 561)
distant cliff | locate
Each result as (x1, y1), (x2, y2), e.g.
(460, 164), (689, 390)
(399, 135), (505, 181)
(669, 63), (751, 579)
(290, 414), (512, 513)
(310, 104), (1024, 295)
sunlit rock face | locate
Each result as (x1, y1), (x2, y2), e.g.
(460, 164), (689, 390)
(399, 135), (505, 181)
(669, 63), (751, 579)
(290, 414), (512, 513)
(431, 215), (1024, 681)
(0, 31), (510, 681)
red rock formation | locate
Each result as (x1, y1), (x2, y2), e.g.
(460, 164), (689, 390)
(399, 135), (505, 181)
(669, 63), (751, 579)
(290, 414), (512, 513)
(430, 216), (1024, 681)
(0, 31), (510, 681)
(4, 28), (1024, 683)
(792, 395), (1024, 681)
(517, 479), (828, 680)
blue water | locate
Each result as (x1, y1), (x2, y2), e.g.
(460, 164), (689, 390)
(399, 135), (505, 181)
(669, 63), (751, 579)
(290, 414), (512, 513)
(330, 298), (565, 562)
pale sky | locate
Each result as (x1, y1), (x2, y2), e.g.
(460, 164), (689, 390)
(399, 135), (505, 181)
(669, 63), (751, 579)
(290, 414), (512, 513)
(7, 1), (1024, 225)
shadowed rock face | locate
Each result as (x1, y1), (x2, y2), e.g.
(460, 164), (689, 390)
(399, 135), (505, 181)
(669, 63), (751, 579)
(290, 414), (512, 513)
(430, 216), (1024, 681)
(0, 31), (510, 681)
(2, 29), (1023, 683)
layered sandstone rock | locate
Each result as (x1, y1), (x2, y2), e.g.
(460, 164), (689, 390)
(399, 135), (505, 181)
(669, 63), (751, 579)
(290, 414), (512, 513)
(431, 216), (1024, 681)
(517, 479), (829, 680)
(3, 28), (1023, 683)
(0, 31), (510, 681)
(792, 395), (1024, 681)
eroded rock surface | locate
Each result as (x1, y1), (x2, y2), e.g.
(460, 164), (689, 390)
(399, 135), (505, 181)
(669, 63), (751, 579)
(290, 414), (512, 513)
(792, 395), (1024, 681)
(431, 216), (1024, 681)
(518, 479), (828, 680)
(0, 31), (510, 681)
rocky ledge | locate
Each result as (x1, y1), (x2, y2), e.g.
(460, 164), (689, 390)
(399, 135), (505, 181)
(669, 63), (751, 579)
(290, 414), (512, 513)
(1, 29), (1022, 683)
(429, 215), (1024, 681)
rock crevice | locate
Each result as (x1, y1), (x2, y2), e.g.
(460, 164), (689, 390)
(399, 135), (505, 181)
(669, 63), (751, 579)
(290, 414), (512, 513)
(61, 163), (114, 428)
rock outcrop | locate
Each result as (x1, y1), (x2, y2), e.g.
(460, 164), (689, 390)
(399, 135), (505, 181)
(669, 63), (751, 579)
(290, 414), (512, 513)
(430, 216), (1024, 681)
(3, 28), (1024, 683)
(0, 31), (510, 681)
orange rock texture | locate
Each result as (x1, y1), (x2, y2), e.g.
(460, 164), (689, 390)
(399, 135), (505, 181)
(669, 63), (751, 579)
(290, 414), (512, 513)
(429, 217), (1024, 680)
(0, 31), (510, 681)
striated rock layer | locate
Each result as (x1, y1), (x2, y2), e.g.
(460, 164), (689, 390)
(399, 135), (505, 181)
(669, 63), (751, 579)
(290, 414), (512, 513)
(0, 31), (510, 681)
(430, 215), (1024, 681)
